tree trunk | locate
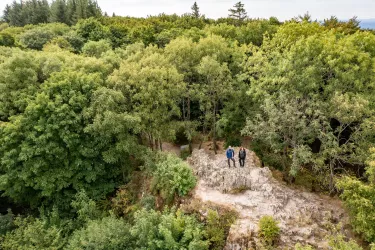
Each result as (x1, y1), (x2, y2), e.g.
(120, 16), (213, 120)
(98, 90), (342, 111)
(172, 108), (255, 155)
(187, 97), (193, 153)
(329, 160), (335, 196)
(212, 100), (217, 155)
(149, 133), (154, 150)
(154, 139), (158, 151)
(159, 139), (163, 151)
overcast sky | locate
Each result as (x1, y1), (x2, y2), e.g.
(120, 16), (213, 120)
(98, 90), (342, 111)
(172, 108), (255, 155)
(1, 0), (374, 21)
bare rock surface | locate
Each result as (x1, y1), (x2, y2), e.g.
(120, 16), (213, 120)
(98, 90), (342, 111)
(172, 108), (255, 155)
(187, 149), (350, 249)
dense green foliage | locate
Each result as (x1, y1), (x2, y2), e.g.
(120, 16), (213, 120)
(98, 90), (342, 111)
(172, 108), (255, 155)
(0, 0), (374, 248)
(3, 0), (101, 26)
(151, 154), (197, 203)
(258, 216), (280, 246)
(338, 148), (375, 242)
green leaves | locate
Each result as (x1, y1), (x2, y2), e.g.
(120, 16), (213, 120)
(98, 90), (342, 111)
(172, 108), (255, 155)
(110, 50), (185, 144)
(130, 208), (208, 250)
(0, 69), (140, 209)
(338, 148), (375, 243)
(0, 53), (40, 120)
(150, 154), (197, 203)
(243, 22), (375, 179)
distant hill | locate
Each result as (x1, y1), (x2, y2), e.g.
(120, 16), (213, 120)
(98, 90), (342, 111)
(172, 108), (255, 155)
(360, 19), (375, 29)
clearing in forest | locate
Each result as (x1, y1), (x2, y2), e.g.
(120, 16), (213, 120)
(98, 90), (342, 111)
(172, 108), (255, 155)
(187, 148), (351, 249)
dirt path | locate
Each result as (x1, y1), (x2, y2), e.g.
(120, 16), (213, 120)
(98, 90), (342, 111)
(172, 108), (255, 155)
(188, 148), (350, 249)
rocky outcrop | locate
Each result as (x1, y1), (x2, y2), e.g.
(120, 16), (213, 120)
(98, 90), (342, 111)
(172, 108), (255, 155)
(188, 149), (350, 249)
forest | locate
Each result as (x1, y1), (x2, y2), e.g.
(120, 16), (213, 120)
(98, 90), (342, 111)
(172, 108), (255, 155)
(1, 0), (375, 249)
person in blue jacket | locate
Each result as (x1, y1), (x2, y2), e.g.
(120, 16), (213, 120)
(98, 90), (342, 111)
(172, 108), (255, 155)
(226, 146), (236, 168)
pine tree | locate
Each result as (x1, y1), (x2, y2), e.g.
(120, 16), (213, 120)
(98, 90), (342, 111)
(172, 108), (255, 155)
(50, 0), (68, 24)
(2, 4), (11, 23)
(228, 1), (247, 23)
(9, 1), (24, 26)
(87, 0), (101, 18)
(191, 2), (200, 18)
(67, 0), (77, 24)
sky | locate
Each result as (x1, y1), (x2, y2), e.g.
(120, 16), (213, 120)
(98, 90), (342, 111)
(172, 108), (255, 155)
(1, 0), (374, 21)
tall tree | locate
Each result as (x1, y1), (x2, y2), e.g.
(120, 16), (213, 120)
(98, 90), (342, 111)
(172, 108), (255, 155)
(67, 0), (78, 24)
(0, 70), (141, 208)
(109, 49), (186, 150)
(228, 1), (247, 23)
(197, 56), (232, 154)
(191, 2), (200, 19)
(8, 1), (24, 26)
(2, 4), (11, 23)
(50, 0), (68, 24)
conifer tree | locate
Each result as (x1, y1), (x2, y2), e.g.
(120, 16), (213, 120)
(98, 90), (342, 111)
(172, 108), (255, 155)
(50, 0), (68, 24)
(2, 4), (11, 23)
(191, 2), (200, 18)
(228, 1), (247, 23)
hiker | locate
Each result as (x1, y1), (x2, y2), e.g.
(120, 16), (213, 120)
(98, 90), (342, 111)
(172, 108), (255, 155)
(239, 147), (246, 167)
(226, 146), (236, 168)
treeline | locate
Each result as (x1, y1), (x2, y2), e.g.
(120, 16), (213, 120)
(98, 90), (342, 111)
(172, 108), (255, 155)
(1, 1), (375, 249)
(2, 0), (102, 26)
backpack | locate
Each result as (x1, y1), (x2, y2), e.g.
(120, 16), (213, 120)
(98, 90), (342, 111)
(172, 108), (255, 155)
(226, 149), (233, 158)
(239, 149), (245, 158)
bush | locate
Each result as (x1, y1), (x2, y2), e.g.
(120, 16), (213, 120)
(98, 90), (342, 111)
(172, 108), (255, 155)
(1, 217), (66, 250)
(295, 243), (314, 250)
(251, 139), (285, 170)
(19, 28), (55, 50)
(64, 31), (85, 53)
(0, 210), (15, 236)
(151, 154), (197, 203)
(224, 136), (241, 149)
(111, 188), (138, 218)
(67, 216), (131, 250)
(139, 195), (156, 210)
(337, 148), (375, 242)
(76, 18), (111, 42)
(0, 33), (15, 47)
(45, 36), (73, 51)
(205, 210), (226, 250)
(130, 208), (209, 250)
(258, 216), (280, 246)
(328, 232), (363, 250)
(82, 39), (112, 58)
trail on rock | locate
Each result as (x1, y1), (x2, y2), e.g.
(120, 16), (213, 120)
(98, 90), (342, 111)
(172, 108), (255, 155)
(188, 149), (350, 249)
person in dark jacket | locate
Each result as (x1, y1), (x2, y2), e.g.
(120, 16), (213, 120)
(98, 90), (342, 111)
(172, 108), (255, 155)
(239, 147), (246, 167)
(226, 146), (235, 168)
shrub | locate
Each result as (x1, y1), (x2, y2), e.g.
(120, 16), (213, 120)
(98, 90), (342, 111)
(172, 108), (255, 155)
(295, 243), (314, 250)
(76, 18), (111, 42)
(111, 188), (138, 218)
(71, 191), (102, 225)
(67, 216), (131, 250)
(0, 210), (15, 236)
(205, 210), (226, 250)
(82, 39), (112, 58)
(180, 148), (191, 160)
(224, 135), (241, 149)
(130, 208), (209, 250)
(1, 217), (66, 250)
(64, 31), (85, 53)
(151, 154), (197, 203)
(0, 33), (15, 47)
(258, 215), (280, 246)
(19, 28), (55, 50)
(328, 233), (363, 250)
(139, 195), (156, 210)
(45, 36), (73, 51)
